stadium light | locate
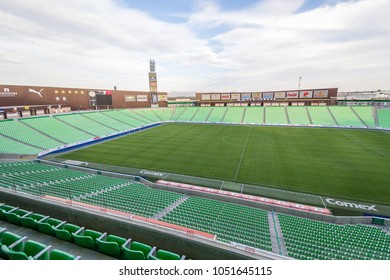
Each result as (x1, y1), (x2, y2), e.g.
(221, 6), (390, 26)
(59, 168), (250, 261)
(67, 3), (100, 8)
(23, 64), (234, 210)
(298, 76), (302, 91)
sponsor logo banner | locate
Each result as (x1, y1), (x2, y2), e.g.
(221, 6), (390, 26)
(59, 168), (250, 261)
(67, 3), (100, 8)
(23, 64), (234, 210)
(125, 95), (136, 102)
(231, 93), (241, 100)
(137, 95), (148, 102)
(158, 94), (167, 101)
(263, 92), (274, 100)
(202, 94), (211, 101)
(252, 92), (262, 100)
(325, 198), (377, 212)
(314, 89), (328, 98)
(241, 93), (251, 100)
(0, 88), (17, 97)
(299, 90), (313, 98)
(274, 91), (286, 99)
(211, 94), (220, 100)
(286, 91), (299, 98)
(221, 93), (230, 100)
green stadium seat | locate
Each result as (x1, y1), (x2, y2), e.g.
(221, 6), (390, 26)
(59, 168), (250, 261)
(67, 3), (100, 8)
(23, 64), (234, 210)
(0, 231), (27, 259)
(36, 217), (64, 236)
(96, 233), (127, 259)
(2, 240), (52, 260)
(71, 227), (104, 250)
(5, 208), (31, 225)
(122, 239), (153, 260)
(20, 212), (47, 230)
(53, 223), (81, 242)
(49, 249), (80, 260)
(147, 248), (183, 260)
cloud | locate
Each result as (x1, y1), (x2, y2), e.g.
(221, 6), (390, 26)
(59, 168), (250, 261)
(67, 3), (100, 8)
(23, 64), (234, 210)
(0, 0), (389, 93)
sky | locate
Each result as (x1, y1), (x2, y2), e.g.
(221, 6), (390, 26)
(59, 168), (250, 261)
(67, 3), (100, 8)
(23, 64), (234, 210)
(0, 0), (389, 95)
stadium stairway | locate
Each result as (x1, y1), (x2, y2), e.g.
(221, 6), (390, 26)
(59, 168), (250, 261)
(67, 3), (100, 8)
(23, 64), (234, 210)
(350, 107), (368, 127)
(305, 107), (313, 125)
(152, 195), (190, 220)
(284, 107), (290, 124)
(326, 106), (339, 126)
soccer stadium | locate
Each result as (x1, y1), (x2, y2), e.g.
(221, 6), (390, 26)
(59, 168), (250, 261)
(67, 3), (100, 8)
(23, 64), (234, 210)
(1, 74), (389, 261)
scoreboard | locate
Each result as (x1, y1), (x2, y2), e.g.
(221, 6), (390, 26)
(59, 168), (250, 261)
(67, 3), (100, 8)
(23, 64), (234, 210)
(89, 90), (113, 106)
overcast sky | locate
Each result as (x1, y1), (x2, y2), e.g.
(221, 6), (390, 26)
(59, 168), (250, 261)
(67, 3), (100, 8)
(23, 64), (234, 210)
(1, 0), (389, 94)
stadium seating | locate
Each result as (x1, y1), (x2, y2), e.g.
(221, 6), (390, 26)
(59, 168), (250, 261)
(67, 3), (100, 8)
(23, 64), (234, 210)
(96, 233), (127, 258)
(222, 107), (245, 123)
(80, 111), (131, 131)
(286, 107), (311, 125)
(175, 107), (199, 122)
(79, 183), (183, 218)
(0, 134), (43, 155)
(170, 107), (187, 120)
(122, 239), (153, 260)
(118, 109), (155, 125)
(100, 110), (138, 127)
(278, 213), (390, 260)
(351, 106), (376, 127)
(242, 106), (264, 124)
(0, 119), (62, 149)
(147, 248), (183, 260)
(20, 116), (92, 144)
(207, 107), (227, 122)
(378, 109), (390, 128)
(265, 107), (288, 124)
(55, 113), (117, 136)
(134, 109), (162, 123)
(151, 108), (173, 121)
(191, 107), (212, 122)
(161, 196), (272, 251)
(328, 106), (364, 127)
(307, 107), (336, 126)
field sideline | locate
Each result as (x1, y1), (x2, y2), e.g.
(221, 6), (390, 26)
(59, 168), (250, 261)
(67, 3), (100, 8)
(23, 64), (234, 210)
(58, 123), (390, 205)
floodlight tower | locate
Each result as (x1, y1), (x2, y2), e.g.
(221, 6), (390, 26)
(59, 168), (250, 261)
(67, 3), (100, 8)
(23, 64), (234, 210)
(149, 59), (158, 108)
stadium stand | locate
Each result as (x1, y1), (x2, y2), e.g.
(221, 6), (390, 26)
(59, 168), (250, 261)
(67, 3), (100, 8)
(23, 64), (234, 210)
(161, 196), (272, 252)
(328, 107), (364, 127)
(351, 106), (376, 127)
(264, 107), (288, 125)
(278, 213), (390, 260)
(100, 110), (137, 127)
(377, 109), (390, 128)
(20, 116), (92, 144)
(286, 107), (311, 125)
(55, 113), (117, 136)
(80, 111), (131, 131)
(0, 119), (62, 150)
(175, 107), (199, 122)
(222, 107), (245, 123)
(134, 109), (162, 123)
(79, 183), (183, 218)
(206, 107), (227, 122)
(114, 109), (153, 126)
(307, 107), (336, 126)
(0, 134), (43, 155)
(242, 106), (264, 124)
(151, 108), (173, 121)
(191, 107), (212, 122)
(170, 107), (187, 120)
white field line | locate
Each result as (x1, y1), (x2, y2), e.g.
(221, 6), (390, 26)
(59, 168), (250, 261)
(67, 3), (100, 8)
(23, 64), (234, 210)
(234, 126), (252, 181)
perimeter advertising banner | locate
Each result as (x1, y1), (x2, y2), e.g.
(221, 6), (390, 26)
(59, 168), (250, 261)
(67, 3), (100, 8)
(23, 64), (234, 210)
(263, 92), (274, 100)
(221, 93), (231, 100)
(274, 91), (286, 99)
(158, 94), (167, 101)
(299, 90), (313, 98)
(313, 90), (329, 98)
(137, 95), (148, 102)
(252, 92), (262, 100)
(231, 93), (241, 100)
(241, 93), (251, 100)
(149, 73), (157, 82)
(211, 94), (220, 100)
(286, 91), (299, 98)
(202, 94), (211, 101)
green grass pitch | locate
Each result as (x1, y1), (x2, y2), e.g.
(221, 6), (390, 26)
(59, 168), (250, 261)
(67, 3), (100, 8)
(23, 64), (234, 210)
(59, 123), (390, 205)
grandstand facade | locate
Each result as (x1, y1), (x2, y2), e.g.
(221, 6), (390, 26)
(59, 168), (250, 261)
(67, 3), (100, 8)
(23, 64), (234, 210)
(0, 84), (168, 118)
(195, 88), (338, 106)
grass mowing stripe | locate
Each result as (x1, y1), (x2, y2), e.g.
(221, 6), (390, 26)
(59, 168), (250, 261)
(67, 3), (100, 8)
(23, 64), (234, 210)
(234, 126), (252, 181)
